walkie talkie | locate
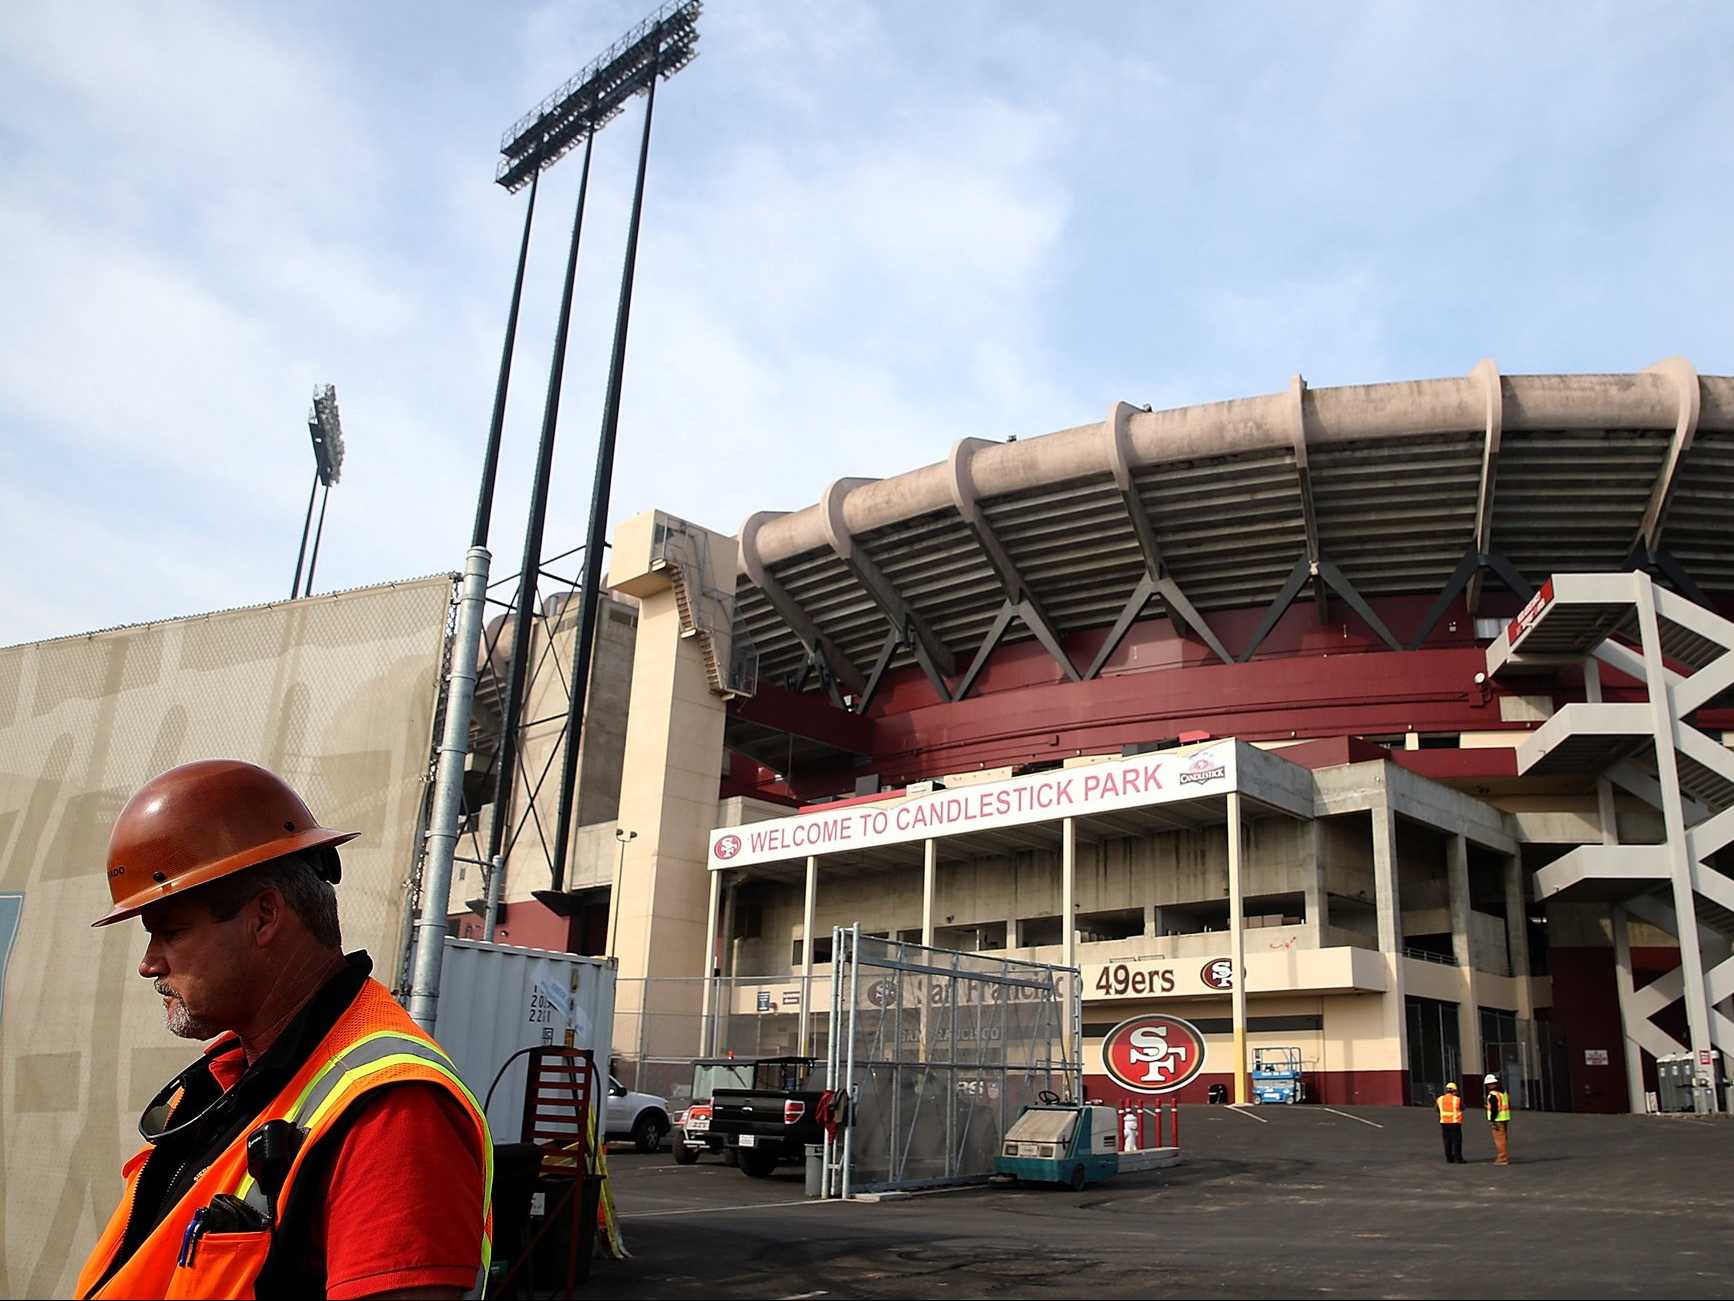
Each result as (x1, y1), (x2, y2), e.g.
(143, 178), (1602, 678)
(245, 1120), (304, 1225)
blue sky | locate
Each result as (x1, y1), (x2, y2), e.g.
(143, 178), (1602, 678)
(2, 2), (1731, 647)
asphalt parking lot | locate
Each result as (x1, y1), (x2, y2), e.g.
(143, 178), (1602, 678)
(595, 1105), (1734, 1298)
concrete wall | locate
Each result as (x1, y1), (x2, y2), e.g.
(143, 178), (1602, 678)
(479, 592), (638, 909)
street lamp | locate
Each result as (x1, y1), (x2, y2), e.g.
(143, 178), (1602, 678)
(607, 828), (638, 958)
(291, 384), (346, 598)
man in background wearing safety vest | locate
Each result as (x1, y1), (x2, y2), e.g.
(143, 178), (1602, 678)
(1435, 1081), (1465, 1163)
(1484, 1072), (1512, 1165)
(75, 760), (493, 1300)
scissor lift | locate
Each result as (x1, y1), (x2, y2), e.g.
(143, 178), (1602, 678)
(1252, 1047), (1304, 1104)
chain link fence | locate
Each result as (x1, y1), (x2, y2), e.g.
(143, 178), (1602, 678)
(609, 974), (829, 1107)
(825, 926), (1081, 1196)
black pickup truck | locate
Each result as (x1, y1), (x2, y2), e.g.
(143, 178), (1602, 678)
(705, 1056), (824, 1178)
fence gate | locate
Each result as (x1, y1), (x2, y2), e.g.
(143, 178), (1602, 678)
(823, 925), (1081, 1197)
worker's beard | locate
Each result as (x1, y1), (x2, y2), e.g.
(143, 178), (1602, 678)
(155, 982), (219, 1040)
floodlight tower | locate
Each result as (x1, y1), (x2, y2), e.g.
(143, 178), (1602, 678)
(291, 384), (345, 599)
(407, 0), (703, 1028)
(483, 0), (703, 939)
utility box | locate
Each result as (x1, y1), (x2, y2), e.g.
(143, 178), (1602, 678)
(1656, 1053), (1694, 1112)
(433, 938), (617, 1145)
(1654, 1051), (1725, 1114)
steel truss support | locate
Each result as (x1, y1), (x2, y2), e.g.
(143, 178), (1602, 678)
(740, 511), (866, 699)
(1409, 548), (1536, 649)
(1627, 543), (1710, 609)
(821, 477), (955, 703)
(948, 437), (1080, 685)
(1235, 552), (1403, 662)
(1097, 401), (1232, 672)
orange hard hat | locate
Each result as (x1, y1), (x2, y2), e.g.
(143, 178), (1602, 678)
(95, 759), (357, 927)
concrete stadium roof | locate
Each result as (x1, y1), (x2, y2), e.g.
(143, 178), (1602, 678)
(733, 362), (1734, 688)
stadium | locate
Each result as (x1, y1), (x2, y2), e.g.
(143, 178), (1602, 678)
(565, 358), (1734, 1113)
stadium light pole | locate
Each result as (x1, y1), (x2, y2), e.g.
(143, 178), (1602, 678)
(484, 125), (597, 941)
(548, 0), (700, 896)
(408, 0), (703, 1023)
(292, 385), (345, 599)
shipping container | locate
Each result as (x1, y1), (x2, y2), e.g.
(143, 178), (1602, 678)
(434, 937), (617, 1146)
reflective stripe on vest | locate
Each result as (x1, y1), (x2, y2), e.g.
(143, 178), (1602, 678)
(1489, 1090), (1511, 1122)
(1436, 1094), (1462, 1123)
(231, 1029), (495, 1297)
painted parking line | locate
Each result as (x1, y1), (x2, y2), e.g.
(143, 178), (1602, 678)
(1225, 1104), (1269, 1124)
(1318, 1106), (1383, 1128)
(619, 1198), (851, 1220)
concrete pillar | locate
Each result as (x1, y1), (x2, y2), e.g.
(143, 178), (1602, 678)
(1635, 575), (1718, 1111)
(1446, 834), (1483, 1088)
(1503, 856), (1541, 1102)
(1611, 905), (1648, 1114)
(799, 855), (817, 1055)
(922, 839), (937, 948)
(1062, 818), (1077, 971)
(1143, 903), (1158, 940)
(699, 866), (723, 1057)
(606, 510), (736, 1068)
(1303, 819), (1327, 948)
(1228, 791), (1249, 1105)
(1371, 796), (1410, 1095)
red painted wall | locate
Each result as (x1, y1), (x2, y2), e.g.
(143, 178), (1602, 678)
(1083, 1069), (1406, 1108)
(729, 587), (1734, 801)
(1548, 943), (1685, 1113)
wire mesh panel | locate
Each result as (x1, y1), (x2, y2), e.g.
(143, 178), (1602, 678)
(610, 974), (828, 1107)
(829, 927), (1080, 1195)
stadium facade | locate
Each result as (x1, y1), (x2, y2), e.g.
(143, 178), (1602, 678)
(552, 361), (1734, 1113)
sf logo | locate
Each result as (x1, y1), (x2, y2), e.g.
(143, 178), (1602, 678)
(1102, 1014), (1207, 1094)
(1126, 1025), (1189, 1084)
(1201, 959), (1233, 991)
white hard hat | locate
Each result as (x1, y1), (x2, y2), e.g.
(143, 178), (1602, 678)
(1483, 1074), (1499, 1085)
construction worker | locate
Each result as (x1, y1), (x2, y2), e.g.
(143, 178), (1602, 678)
(75, 760), (493, 1300)
(1435, 1081), (1465, 1163)
(1484, 1072), (1512, 1165)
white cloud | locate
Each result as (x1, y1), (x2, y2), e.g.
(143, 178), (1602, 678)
(2, 1), (1731, 647)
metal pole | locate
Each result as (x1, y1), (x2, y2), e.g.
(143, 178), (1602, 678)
(304, 482), (332, 596)
(700, 865), (722, 1056)
(1228, 790), (1249, 1105)
(473, 166), (543, 550)
(607, 829), (635, 957)
(800, 855), (817, 1055)
(408, 546), (492, 1032)
(549, 75), (659, 892)
(403, 163), (544, 1013)
(290, 467), (319, 598)
(484, 130), (597, 928)
(842, 923), (860, 1200)
(482, 852), (504, 941)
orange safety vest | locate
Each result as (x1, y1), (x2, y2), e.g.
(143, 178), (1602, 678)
(75, 978), (493, 1300)
(1436, 1092), (1463, 1123)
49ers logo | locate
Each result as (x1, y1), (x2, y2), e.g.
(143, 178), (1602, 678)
(1200, 958), (1233, 991)
(713, 834), (742, 861)
(1100, 1013), (1207, 1094)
